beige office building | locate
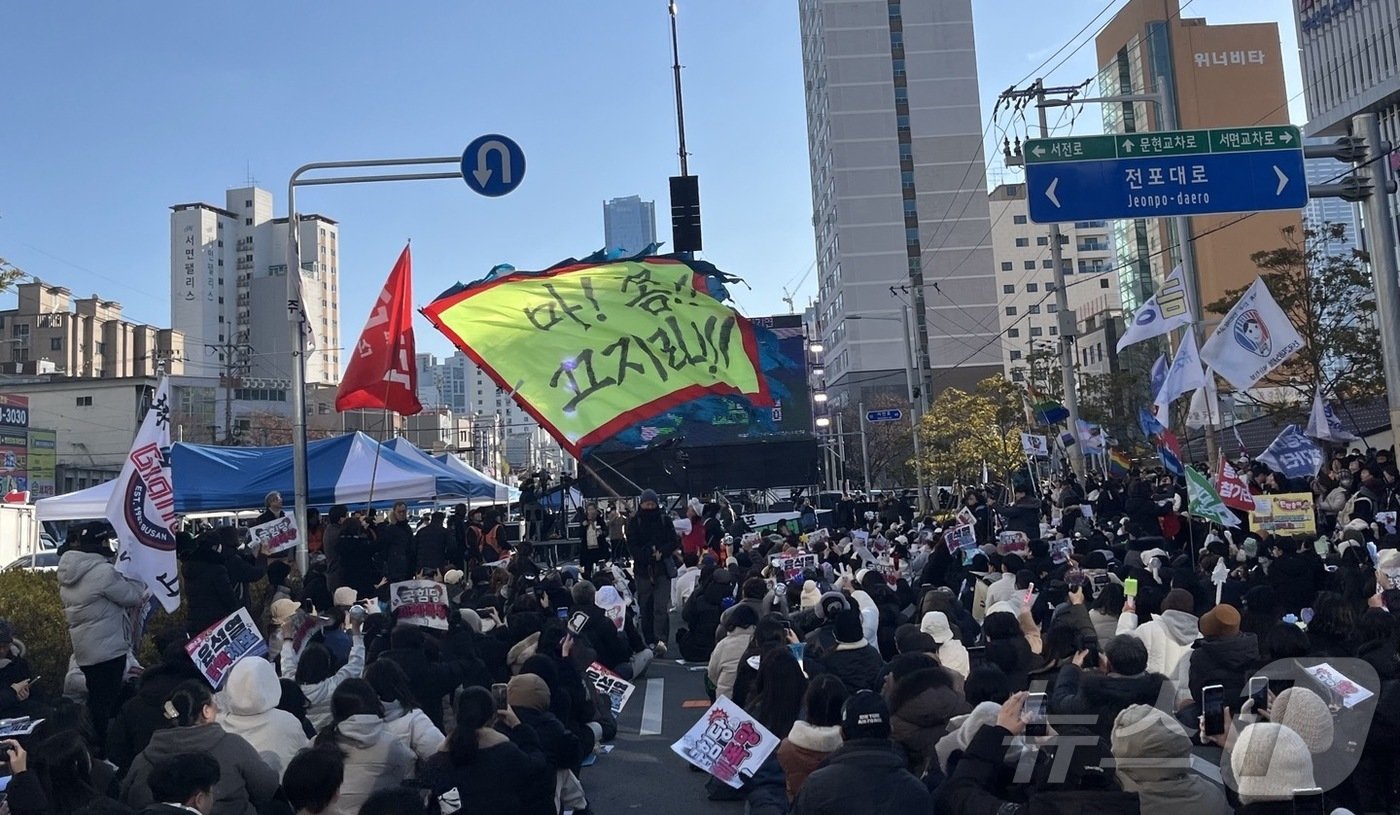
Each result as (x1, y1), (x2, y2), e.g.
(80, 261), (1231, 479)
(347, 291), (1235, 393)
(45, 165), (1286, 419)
(0, 281), (185, 378)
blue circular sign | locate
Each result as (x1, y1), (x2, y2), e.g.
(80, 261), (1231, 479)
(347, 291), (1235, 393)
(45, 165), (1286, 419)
(461, 134), (526, 197)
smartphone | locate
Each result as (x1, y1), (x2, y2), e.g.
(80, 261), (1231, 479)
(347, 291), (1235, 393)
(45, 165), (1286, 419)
(556, 607), (569, 620)
(1123, 577), (1139, 598)
(1249, 676), (1269, 711)
(1024, 692), (1048, 737)
(491, 683), (509, 711)
(1292, 788), (1325, 815)
(1202, 684), (1225, 737)
(1066, 569), (1086, 588)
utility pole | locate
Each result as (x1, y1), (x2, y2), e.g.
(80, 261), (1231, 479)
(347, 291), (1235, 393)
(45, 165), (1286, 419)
(1002, 80), (1087, 479)
(835, 411), (847, 492)
(206, 341), (254, 445)
(858, 401), (872, 492)
(901, 304), (928, 512)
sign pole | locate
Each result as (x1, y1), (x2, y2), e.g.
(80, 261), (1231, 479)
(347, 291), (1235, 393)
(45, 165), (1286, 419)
(901, 305), (928, 514)
(1034, 80), (1087, 480)
(858, 400), (872, 492)
(1355, 112), (1400, 445)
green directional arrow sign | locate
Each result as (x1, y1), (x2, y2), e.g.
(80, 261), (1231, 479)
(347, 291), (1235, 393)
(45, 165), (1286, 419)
(1024, 124), (1303, 163)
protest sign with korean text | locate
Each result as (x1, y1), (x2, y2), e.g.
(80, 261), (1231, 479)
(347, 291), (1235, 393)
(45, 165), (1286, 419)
(586, 662), (636, 716)
(670, 696), (781, 788)
(1250, 492), (1317, 536)
(389, 580), (450, 630)
(769, 552), (819, 582)
(248, 512), (301, 556)
(185, 608), (266, 689)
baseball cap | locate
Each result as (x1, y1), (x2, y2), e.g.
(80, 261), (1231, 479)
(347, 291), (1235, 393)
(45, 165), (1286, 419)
(333, 587), (358, 607)
(841, 690), (891, 740)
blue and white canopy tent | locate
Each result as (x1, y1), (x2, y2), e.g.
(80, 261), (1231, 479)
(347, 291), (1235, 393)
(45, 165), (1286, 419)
(383, 438), (517, 504)
(432, 452), (519, 503)
(36, 432), (439, 521)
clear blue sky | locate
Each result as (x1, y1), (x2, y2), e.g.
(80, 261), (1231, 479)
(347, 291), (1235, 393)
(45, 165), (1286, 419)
(0, 0), (1299, 362)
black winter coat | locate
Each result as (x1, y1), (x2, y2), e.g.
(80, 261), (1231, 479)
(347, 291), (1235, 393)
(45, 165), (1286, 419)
(378, 646), (482, 729)
(181, 546), (241, 634)
(515, 706), (583, 771)
(679, 576), (731, 663)
(793, 738), (930, 815)
(0, 642), (33, 718)
(105, 660), (202, 773)
(419, 724), (554, 815)
(1268, 550), (1327, 614)
(1002, 499), (1042, 540)
(334, 529), (380, 595)
(625, 508), (679, 579)
(1051, 665), (1170, 741)
(379, 520), (416, 582)
(414, 523), (451, 573)
(808, 643), (884, 692)
(1189, 632), (1259, 704)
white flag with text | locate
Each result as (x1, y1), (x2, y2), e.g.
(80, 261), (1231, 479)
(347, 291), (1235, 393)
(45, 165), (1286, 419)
(107, 377), (181, 611)
(1116, 264), (1192, 353)
(1199, 277), (1303, 390)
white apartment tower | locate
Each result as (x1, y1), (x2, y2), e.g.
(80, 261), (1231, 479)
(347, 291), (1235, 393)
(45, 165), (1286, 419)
(987, 183), (1121, 380)
(800, 0), (1003, 406)
(170, 186), (341, 385)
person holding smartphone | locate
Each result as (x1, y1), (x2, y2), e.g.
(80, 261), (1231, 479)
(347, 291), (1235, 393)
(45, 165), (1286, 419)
(0, 619), (37, 720)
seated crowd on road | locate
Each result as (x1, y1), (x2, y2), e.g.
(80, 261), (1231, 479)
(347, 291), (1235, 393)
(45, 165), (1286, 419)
(1, 446), (1400, 815)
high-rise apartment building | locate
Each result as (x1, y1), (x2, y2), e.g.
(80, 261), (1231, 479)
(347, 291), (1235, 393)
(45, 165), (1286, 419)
(602, 196), (658, 256)
(800, 0), (1002, 406)
(170, 186), (340, 385)
(0, 281), (185, 378)
(987, 184), (1121, 380)
(1294, 0), (1399, 264)
(1095, 0), (1299, 315)
(1304, 137), (1363, 254)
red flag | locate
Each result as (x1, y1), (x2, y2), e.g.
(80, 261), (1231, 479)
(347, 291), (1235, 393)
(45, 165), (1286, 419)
(335, 246), (423, 416)
(1214, 452), (1256, 513)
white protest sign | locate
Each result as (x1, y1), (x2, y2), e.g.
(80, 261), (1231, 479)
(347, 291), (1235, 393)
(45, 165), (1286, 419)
(1303, 662), (1374, 709)
(769, 553), (819, 582)
(389, 580), (450, 630)
(185, 608), (266, 689)
(586, 661), (637, 716)
(670, 696), (781, 788)
(249, 512), (301, 555)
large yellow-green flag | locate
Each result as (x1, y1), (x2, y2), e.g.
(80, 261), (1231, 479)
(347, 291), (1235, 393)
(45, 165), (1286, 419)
(422, 256), (771, 456)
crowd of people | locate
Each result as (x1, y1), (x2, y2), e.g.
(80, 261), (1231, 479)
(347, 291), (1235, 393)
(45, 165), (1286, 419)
(0, 444), (1397, 815)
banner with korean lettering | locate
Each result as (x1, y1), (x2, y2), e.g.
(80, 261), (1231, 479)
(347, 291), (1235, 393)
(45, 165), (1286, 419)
(585, 661), (636, 716)
(108, 377), (181, 612)
(185, 608), (266, 689)
(1250, 492), (1318, 536)
(422, 256), (770, 456)
(389, 580), (450, 630)
(1256, 425), (1325, 480)
(769, 553), (819, 582)
(1215, 454), (1256, 513)
(671, 696), (781, 788)
(248, 512), (301, 556)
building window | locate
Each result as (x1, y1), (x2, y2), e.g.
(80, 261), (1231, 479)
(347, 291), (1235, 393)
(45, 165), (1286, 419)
(1001, 262), (1013, 271)
(1023, 261), (1035, 270)
(75, 396), (92, 407)
(245, 199), (252, 207)
(1011, 369), (1025, 382)
(1007, 328), (1020, 338)
(1028, 305), (1040, 314)
(1031, 327), (1043, 337)
(1046, 282), (1056, 291)
(1042, 259), (1054, 268)
(1100, 279), (1110, 288)
(1049, 326), (1058, 335)
(1013, 215), (1027, 224)
(50, 337), (61, 351)
(1037, 236), (1048, 246)
(1048, 303), (1058, 313)
(1010, 350), (1022, 360)
(1005, 306), (1017, 316)
(244, 218), (252, 226)
(1002, 284), (1015, 294)
(95, 341), (105, 355)
(1015, 237), (1029, 247)
(1026, 283), (1038, 292)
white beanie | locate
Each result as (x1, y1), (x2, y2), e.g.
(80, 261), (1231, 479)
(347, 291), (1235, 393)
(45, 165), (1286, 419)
(799, 580), (822, 611)
(920, 611), (954, 644)
(1231, 723), (1315, 802)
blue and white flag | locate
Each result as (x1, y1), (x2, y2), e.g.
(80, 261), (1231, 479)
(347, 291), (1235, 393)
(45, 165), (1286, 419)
(107, 376), (180, 612)
(1152, 332), (1207, 420)
(1116, 264), (1192, 353)
(1304, 389), (1360, 444)
(1200, 277), (1303, 390)
(1150, 353), (1169, 398)
(1256, 424), (1325, 480)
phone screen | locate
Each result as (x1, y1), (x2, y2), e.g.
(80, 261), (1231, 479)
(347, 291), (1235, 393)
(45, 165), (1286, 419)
(1249, 676), (1269, 711)
(1024, 692), (1047, 737)
(1203, 684), (1225, 736)
(491, 683), (509, 711)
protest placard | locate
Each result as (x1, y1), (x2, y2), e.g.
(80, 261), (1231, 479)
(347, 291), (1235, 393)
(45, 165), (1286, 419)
(185, 608), (266, 688)
(248, 512), (301, 556)
(1378, 511), (1397, 535)
(0, 717), (43, 738)
(997, 531), (1029, 555)
(1249, 492), (1317, 536)
(956, 507), (977, 527)
(671, 696), (781, 788)
(288, 610), (331, 658)
(1051, 537), (1074, 565)
(769, 553), (819, 582)
(1303, 662), (1374, 709)
(585, 662), (637, 716)
(943, 524), (976, 556)
(389, 580), (450, 630)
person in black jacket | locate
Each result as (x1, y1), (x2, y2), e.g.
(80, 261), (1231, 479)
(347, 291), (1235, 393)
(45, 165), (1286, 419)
(792, 690), (929, 815)
(678, 567), (732, 664)
(1267, 537), (1328, 614)
(418, 686), (554, 815)
(105, 644), (202, 774)
(202, 525), (265, 619)
(377, 624), (481, 729)
(507, 672), (584, 774)
(1188, 603), (1259, 705)
(1001, 485), (1042, 540)
(625, 489), (679, 654)
(1051, 635), (1170, 742)
(413, 511), (451, 575)
(808, 610), (884, 693)
(333, 517), (380, 597)
(321, 504), (348, 588)
(180, 533), (241, 635)
(378, 502), (416, 584)
(577, 502), (609, 579)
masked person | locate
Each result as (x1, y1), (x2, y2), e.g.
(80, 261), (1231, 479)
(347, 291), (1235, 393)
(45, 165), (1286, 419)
(625, 489), (679, 656)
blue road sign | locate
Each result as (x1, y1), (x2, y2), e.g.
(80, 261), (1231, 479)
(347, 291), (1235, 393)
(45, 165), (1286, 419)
(462, 134), (526, 197)
(866, 408), (903, 423)
(1025, 126), (1307, 223)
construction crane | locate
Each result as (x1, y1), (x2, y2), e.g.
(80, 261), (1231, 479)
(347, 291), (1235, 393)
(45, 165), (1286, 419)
(781, 259), (817, 315)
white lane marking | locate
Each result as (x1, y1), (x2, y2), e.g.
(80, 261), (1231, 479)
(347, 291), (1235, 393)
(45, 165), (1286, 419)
(639, 678), (665, 735)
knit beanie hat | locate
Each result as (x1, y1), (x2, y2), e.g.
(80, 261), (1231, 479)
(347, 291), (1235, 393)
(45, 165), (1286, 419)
(1199, 604), (1241, 637)
(1161, 588), (1195, 614)
(640, 489), (660, 506)
(1231, 723), (1315, 802)
(816, 591), (850, 621)
(1270, 687), (1334, 752)
(841, 690), (891, 740)
(333, 586), (359, 607)
(799, 580), (822, 611)
(507, 673), (551, 711)
(833, 609), (864, 644)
